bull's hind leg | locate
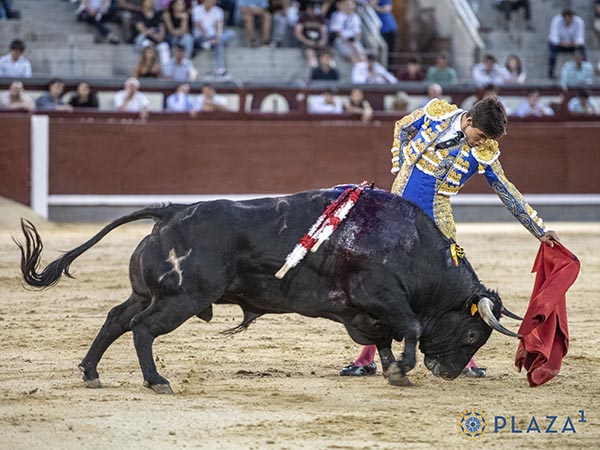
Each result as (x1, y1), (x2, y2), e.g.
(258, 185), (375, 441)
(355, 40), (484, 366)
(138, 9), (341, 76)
(79, 293), (150, 388)
(130, 294), (204, 394)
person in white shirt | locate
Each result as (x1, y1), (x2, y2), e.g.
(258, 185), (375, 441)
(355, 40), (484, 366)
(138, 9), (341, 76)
(308, 88), (343, 114)
(166, 83), (197, 112)
(329, 0), (365, 63)
(114, 77), (151, 117)
(351, 53), (397, 84)
(0, 80), (35, 112)
(163, 44), (198, 81)
(472, 54), (507, 87)
(0, 39), (32, 78)
(547, 8), (586, 79)
(196, 85), (230, 112)
(567, 89), (600, 115)
(559, 49), (594, 88)
(192, 0), (236, 76)
(514, 90), (554, 118)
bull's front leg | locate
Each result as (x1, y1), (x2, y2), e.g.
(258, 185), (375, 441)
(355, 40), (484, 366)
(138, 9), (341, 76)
(387, 320), (422, 387)
(376, 344), (395, 377)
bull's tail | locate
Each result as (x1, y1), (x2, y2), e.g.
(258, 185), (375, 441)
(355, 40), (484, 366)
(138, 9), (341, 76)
(15, 207), (170, 289)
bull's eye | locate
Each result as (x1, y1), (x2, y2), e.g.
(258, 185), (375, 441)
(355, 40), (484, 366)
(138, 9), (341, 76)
(465, 329), (479, 344)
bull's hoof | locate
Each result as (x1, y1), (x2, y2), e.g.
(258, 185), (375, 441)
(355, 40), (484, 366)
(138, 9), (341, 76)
(84, 378), (103, 389)
(79, 365), (102, 388)
(144, 381), (174, 395)
(387, 365), (414, 387)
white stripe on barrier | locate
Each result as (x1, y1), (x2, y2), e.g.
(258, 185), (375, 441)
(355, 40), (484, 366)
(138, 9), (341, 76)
(46, 193), (600, 207)
(30, 115), (49, 219)
(47, 194), (287, 205)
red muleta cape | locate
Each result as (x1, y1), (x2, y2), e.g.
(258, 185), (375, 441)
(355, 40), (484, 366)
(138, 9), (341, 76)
(515, 242), (580, 387)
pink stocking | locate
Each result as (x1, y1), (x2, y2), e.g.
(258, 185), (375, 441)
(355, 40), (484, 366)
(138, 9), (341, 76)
(465, 357), (479, 369)
(353, 345), (377, 366)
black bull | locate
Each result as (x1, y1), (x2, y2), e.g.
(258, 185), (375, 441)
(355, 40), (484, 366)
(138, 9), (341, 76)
(16, 187), (521, 394)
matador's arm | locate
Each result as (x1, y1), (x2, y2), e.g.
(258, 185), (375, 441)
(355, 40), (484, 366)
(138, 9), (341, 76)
(390, 108), (426, 174)
(475, 140), (547, 238)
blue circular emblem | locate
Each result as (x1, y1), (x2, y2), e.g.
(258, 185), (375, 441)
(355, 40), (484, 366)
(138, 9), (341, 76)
(457, 408), (488, 440)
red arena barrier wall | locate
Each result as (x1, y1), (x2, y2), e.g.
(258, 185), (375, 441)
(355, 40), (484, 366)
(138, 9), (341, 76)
(1, 115), (600, 208)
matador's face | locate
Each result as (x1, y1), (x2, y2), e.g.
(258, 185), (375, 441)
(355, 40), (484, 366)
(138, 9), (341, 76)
(461, 116), (489, 147)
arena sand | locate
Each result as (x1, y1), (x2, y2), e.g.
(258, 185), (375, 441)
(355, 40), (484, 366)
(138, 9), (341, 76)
(0, 210), (598, 449)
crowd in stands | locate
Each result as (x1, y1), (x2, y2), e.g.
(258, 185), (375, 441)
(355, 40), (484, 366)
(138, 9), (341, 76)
(2, 3), (600, 118)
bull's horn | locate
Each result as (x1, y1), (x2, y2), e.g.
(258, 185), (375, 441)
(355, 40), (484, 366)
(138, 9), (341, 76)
(501, 306), (523, 321)
(478, 297), (522, 338)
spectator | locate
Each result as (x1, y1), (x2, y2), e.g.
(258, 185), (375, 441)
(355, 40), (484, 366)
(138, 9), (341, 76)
(567, 89), (600, 115)
(35, 79), (73, 112)
(418, 82), (442, 108)
(514, 90), (554, 117)
(192, 0), (236, 76)
(310, 50), (340, 81)
(294, 1), (328, 69)
(134, 0), (171, 67)
(116, 0), (143, 43)
(560, 50), (593, 88)
(270, 0), (298, 47)
(472, 54), (506, 87)
(369, 0), (397, 68)
(0, 39), (32, 78)
(196, 84), (230, 112)
(426, 52), (458, 85)
(114, 77), (151, 116)
(219, 0), (237, 27)
(396, 56), (425, 81)
(494, 0), (533, 31)
(0, 0), (20, 19)
(502, 54), (526, 84)
(351, 53), (397, 84)
(166, 82), (197, 112)
(77, 0), (121, 44)
(68, 81), (99, 108)
(308, 88), (343, 113)
(480, 83), (511, 115)
(133, 45), (163, 78)
(547, 8), (586, 79)
(163, 0), (194, 58)
(390, 90), (409, 112)
(163, 44), (197, 81)
(239, 0), (272, 46)
(343, 88), (373, 123)
(329, 0), (365, 63)
(0, 80), (35, 112)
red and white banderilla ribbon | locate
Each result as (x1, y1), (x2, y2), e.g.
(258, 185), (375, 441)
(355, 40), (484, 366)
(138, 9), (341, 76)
(275, 182), (369, 279)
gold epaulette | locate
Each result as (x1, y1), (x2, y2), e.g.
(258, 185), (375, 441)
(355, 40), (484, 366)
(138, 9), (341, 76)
(472, 139), (500, 168)
(397, 108), (425, 129)
(424, 98), (459, 121)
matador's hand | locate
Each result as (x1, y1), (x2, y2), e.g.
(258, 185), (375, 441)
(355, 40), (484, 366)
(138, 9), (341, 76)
(540, 230), (560, 247)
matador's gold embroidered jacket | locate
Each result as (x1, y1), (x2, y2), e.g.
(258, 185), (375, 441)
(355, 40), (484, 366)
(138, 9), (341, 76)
(390, 98), (547, 240)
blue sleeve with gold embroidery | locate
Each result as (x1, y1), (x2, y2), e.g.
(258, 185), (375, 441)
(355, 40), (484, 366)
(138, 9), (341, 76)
(390, 108), (426, 174)
(479, 153), (547, 238)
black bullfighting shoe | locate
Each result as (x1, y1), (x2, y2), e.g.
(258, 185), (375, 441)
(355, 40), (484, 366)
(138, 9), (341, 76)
(339, 361), (377, 376)
(462, 366), (487, 378)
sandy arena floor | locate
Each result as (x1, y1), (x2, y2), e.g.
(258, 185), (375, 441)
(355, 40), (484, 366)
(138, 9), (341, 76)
(0, 211), (598, 449)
